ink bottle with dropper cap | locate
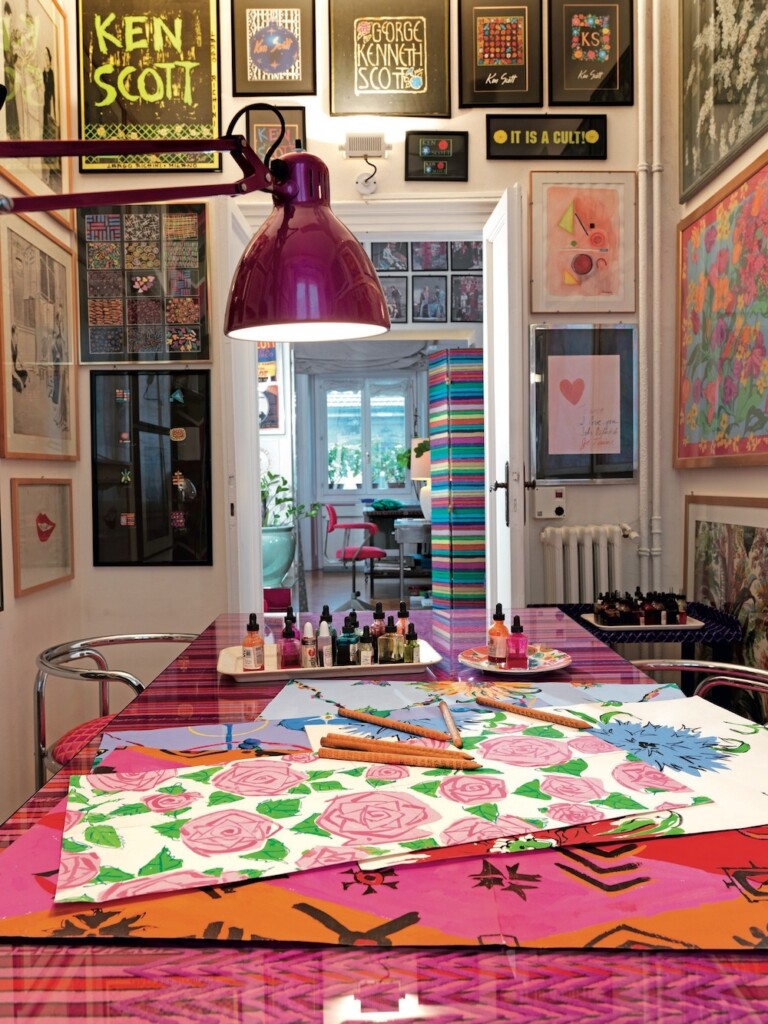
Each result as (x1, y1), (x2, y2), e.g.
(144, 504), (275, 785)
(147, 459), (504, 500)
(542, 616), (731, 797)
(278, 617), (301, 669)
(404, 622), (421, 664)
(505, 615), (528, 669)
(396, 600), (410, 635)
(370, 602), (386, 661)
(317, 605), (337, 662)
(316, 620), (333, 667)
(284, 606), (301, 639)
(300, 620), (317, 668)
(488, 603), (509, 664)
(378, 615), (402, 663)
(336, 617), (357, 666)
(357, 625), (374, 666)
(242, 613), (264, 672)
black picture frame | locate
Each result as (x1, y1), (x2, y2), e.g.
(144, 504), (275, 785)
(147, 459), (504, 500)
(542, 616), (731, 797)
(246, 106), (307, 163)
(330, 0), (450, 116)
(486, 114), (607, 159)
(451, 274), (483, 322)
(411, 242), (449, 271)
(77, 204), (210, 364)
(380, 276), (408, 323)
(232, 0), (316, 96)
(451, 241), (483, 270)
(90, 370), (213, 566)
(412, 275), (448, 322)
(530, 323), (637, 483)
(458, 0), (543, 107)
(405, 133), (469, 182)
(547, 0), (634, 106)
(76, 0), (221, 172)
(370, 242), (409, 272)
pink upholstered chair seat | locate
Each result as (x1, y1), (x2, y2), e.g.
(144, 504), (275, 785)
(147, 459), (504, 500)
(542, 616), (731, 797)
(50, 714), (117, 767)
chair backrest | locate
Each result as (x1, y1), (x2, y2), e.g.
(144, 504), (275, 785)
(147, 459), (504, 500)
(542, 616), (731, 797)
(325, 504), (339, 532)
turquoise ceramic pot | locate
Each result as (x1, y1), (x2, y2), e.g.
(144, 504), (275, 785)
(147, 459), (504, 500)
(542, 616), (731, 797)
(262, 525), (296, 586)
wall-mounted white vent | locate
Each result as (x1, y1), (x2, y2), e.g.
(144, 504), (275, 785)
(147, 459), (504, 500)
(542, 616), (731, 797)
(342, 133), (389, 158)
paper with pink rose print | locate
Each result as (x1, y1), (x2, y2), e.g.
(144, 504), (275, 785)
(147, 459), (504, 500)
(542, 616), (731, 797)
(55, 703), (713, 904)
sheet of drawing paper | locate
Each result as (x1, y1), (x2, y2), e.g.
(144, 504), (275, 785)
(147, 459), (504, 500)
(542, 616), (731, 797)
(55, 705), (711, 903)
(96, 720), (311, 763)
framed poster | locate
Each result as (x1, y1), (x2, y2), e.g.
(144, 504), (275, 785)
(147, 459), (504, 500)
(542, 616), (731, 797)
(548, 0), (634, 106)
(451, 240), (483, 270)
(412, 275), (447, 322)
(11, 478), (74, 596)
(675, 152), (768, 468)
(90, 371), (212, 566)
(0, 0), (72, 229)
(76, 0), (220, 172)
(232, 0), (316, 96)
(329, 0), (450, 116)
(370, 241), (409, 271)
(246, 106), (307, 162)
(257, 342), (283, 433)
(530, 323), (637, 483)
(684, 495), (768, 668)
(486, 113), (607, 159)
(530, 170), (636, 313)
(411, 241), (448, 271)
(681, 1), (768, 203)
(0, 214), (78, 460)
(380, 276), (408, 322)
(458, 0), (542, 107)
(405, 132), (469, 181)
(77, 204), (210, 364)
(451, 274), (483, 322)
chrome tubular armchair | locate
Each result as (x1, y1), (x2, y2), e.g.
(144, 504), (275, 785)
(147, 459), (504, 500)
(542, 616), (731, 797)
(35, 632), (197, 788)
(632, 658), (768, 714)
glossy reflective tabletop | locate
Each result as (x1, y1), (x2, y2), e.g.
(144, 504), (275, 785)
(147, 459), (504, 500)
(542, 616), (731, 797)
(2, 608), (767, 1022)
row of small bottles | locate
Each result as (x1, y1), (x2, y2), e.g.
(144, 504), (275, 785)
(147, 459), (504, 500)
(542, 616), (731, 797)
(593, 589), (688, 626)
(488, 604), (529, 668)
(241, 602), (421, 672)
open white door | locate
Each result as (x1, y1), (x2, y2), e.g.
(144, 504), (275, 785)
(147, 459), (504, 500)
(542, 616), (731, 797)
(483, 187), (527, 611)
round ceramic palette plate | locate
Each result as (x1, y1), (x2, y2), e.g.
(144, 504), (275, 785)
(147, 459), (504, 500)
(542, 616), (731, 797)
(458, 644), (572, 675)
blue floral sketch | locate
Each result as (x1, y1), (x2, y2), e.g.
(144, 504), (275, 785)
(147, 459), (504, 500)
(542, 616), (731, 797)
(592, 720), (731, 776)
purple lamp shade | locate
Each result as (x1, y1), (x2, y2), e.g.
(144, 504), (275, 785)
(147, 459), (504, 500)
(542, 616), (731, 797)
(225, 151), (391, 342)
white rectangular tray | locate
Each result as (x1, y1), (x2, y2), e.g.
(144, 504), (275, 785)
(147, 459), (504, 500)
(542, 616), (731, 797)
(217, 640), (441, 681)
(581, 612), (704, 632)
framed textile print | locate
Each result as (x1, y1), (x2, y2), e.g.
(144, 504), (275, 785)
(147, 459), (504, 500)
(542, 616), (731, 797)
(404, 132), (469, 181)
(458, 0), (542, 107)
(246, 106), (307, 162)
(680, 0), (768, 202)
(529, 170), (636, 314)
(232, 0), (316, 96)
(77, 204), (210, 364)
(11, 478), (74, 596)
(0, 214), (78, 460)
(76, 0), (221, 172)
(684, 495), (768, 668)
(530, 323), (637, 483)
(547, 0), (634, 106)
(90, 370), (212, 566)
(675, 152), (768, 468)
(329, 0), (450, 116)
(0, 0), (72, 229)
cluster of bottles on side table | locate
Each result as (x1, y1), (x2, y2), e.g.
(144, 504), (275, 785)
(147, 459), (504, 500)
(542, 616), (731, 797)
(592, 589), (689, 626)
(241, 602), (421, 672)
(487, 603), (529, 670)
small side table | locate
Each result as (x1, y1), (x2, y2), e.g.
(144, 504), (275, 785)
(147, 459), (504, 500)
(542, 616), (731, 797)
(394, 518), (431, 602)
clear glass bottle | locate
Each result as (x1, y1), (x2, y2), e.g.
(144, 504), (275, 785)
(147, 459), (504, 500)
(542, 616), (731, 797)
(357, 625), (374, 666)
(370, 602), (386, 662)
(403, 623), (420, 664)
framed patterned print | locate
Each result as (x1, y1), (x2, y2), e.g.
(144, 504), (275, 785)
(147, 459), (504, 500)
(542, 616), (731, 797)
(458, 0), (542, 107)
(232, 0), (316, 95)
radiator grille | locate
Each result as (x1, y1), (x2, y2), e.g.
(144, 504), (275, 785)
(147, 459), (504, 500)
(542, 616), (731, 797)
(540, 525), (623, 604)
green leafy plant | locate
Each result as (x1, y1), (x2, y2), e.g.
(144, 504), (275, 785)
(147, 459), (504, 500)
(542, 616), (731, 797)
(260, 471), (320, 526)
(395, 437), (430, 471)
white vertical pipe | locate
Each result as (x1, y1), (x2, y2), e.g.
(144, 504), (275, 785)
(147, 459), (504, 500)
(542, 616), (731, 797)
(650, 0), (664, 589)
(636, 0), (651, 592)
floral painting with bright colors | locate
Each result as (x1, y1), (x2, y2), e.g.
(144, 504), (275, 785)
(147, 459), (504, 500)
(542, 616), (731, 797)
(676, 154), (768, 466)
(55, 703), (711, 905)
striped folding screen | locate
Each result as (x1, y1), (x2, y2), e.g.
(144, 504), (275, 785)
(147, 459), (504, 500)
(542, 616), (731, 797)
(428, 349), (486, 608)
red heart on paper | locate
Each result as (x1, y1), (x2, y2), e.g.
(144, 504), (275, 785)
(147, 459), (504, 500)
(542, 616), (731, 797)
(560, 378), (585, 405)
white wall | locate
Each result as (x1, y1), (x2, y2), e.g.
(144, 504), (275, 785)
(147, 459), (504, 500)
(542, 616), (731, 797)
(1, 3), (764, 820)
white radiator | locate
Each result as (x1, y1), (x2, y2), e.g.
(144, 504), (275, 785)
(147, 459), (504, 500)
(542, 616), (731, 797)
(540, 525), (624, 604)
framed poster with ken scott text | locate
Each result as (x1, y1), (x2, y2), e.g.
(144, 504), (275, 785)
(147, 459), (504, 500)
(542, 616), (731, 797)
(458, 0), (542, 107)
(232, 0), (316, 96)
(405, 133), (468, 181)
(76, 0), (221, 172)
(548, 0), (634, 106)
(77, 204), (210, 363)
(246, 106), (307, 162)
(329, 0), (450, 116)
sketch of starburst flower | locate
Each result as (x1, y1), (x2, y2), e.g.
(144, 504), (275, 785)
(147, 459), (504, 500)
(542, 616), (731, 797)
(590, 720), (730, 776)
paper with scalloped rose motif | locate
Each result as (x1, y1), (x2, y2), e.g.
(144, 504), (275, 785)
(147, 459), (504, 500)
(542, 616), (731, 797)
(55, 699), (714, 904)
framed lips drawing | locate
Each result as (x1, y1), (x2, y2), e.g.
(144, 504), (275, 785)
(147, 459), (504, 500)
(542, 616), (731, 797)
(11, 478), (74, 596)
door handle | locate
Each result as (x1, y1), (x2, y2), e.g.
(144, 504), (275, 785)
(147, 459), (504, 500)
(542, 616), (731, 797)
(490, 461), (509, 527)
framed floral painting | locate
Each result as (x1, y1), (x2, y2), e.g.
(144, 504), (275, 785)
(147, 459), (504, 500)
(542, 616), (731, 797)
(675, 150), (768, 468)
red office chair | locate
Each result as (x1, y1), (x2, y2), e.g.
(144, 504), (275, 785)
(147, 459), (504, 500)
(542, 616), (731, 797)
(324, 504), (387, 610)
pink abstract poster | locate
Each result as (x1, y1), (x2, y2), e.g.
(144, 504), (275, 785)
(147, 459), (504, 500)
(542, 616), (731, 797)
(547, 354), (621, 455)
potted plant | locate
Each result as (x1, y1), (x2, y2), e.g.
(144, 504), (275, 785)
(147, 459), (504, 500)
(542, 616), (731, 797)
(260, 471), (320, 586)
